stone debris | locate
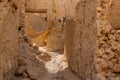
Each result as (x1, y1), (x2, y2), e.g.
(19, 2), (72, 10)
(1, 0), (120, 80)
(27, 67), (41, 80)
(38, 47), (68, 74)
(95, 20), (120, 79)
(95, 0), (120, 79)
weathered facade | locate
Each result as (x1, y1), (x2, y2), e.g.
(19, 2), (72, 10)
(65, 0), (120, 80)
(0, 0), (120, 80)
(107, 0), (120, 30)
(0, 0), (25, 80)
(95, 0), (120, 79)
(65, 0), (97, 80)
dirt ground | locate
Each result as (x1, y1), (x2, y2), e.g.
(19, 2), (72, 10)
(12, 39), (81, 80)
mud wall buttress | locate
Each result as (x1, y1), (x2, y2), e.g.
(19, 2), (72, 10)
(0, 0), (25, 79)
(65, 0), (97, 80)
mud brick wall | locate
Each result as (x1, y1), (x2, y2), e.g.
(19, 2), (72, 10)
(65, 0), (97, 80)
(0, 0), (25, 80)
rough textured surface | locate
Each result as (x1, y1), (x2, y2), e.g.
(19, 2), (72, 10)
(65, 0), (97, 80)
(95, 20), (120, 79)
(107, 0), (120, 29)
(24, 0), (81, 52)
(95, 0), (120, 79)
(13, 40), (81, 80)
(26, 0), (52, 10)
(24, 0), (65, 52)
(0, 0), (24, 80)
(1, 0), (120, 80)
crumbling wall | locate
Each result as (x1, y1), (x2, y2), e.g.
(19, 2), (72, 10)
(95, 0), (120, 79)
(24, 0), (63, 52)
(0, 0), (24, 80)
(107, 0), (120, 30)
(45, 0), (82, 52)
(24, 0), (82, 52)
(26, 0), (52, 10)
(65, 0), (120, 80)
(24, 0), (65, 52)
(65, 0), (97, 80)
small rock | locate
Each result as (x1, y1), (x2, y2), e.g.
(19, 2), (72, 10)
(16, 66), (26, 75)
(23, 72), (28, 78)
(113, 64), (120, 72)
(102, 25), (112, 34)
(27, 67), (41, 80)
(110, 77), (120, 80)
(111, 30), (116, 34)
(23, 78), (31, 80)
(116, 30), (120, 34)
(38, 53), (51, 62)
(17, 58), (27, 66)
(97, 73), (107, 80)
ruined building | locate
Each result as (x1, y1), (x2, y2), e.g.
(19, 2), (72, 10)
(0, 0), (120, 80)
